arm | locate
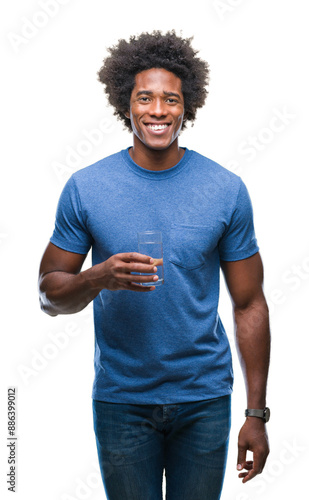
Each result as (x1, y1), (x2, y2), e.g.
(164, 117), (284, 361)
(38, 242), (158, 316)
(220, 252), (270, 483)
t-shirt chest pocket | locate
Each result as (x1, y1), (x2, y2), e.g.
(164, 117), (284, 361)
(168, 224), (217, 270)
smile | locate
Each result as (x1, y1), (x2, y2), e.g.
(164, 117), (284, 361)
(146, 124), (169, 131)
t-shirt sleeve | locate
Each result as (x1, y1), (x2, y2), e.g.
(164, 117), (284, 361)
(50, 176), (93, 254)
(218, 179), (259, 261)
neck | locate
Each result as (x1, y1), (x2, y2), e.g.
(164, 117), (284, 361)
(129, 136), (185, 171)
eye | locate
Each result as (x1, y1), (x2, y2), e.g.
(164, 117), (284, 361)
(166, 98), (178, 103)
(138, 97), (151, 102)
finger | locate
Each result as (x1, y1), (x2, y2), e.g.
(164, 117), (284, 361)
(112, 263), (157, 277)
(127, 262), (158, 273)
(237, 461), (253, 480)
(237, 447), (247, 471)
(242, 469), (258, 483)
(242, 461), (254, 470)
(125, 273), (159, 283)
(126, 283), (156, 292)
(152, 258), (163, 266)
(120, 252), (155, 263)
(238, 472), (248, 479)
(242, 455), (264, 483)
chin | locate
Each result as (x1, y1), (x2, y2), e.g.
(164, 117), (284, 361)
(143, 137), (179, 151)
(146, 143), (171, 151)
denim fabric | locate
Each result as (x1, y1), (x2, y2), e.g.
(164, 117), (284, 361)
(92, 395), (231, 500)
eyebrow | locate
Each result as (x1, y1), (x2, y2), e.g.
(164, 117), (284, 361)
(135, 90), (181, 99)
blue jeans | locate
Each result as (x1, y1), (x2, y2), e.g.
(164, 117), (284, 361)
(92, 395), (231, 500)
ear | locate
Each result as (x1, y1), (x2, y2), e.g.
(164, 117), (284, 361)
(124, 111), (130, 119)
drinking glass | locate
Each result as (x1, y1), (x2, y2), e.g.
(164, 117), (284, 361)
(138, 231), (164, 286)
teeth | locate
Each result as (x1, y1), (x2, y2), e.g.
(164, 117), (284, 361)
(147, 124), (168, 130)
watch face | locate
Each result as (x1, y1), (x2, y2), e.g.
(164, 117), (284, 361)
(264, 407), (270, 422)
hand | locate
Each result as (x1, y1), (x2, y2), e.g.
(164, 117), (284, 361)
(99, 252), (158, 291)
(237, 417), (270, 483)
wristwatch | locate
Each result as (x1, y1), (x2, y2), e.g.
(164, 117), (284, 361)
(245, 407), (270, 423)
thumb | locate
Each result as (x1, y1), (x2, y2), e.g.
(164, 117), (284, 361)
(237, 445), (247, 470)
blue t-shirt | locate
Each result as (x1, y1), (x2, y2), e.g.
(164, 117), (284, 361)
(50, 147), (259, 404)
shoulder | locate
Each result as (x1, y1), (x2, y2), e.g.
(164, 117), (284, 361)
(71, 150), (123, 184)
(64, 151), (125, 199)
(189, 150), (242, 189)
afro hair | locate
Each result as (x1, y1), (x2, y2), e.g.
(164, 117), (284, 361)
(97, 30), (210, 131)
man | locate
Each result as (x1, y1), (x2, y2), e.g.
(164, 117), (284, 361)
(39, 31), (270, 500)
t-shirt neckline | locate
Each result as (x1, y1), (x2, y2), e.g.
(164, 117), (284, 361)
(121, 146), (192, 180)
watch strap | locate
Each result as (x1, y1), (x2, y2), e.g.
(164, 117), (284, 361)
(245, 407), (270, 422)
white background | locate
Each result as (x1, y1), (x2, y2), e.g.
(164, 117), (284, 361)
(1, 1), (308, 499)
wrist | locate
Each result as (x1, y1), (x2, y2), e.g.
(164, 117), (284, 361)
(80, 262), (106, 292)
(245, 417), (266, 429)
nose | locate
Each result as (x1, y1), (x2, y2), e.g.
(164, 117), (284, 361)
(149, 98), (167, 117)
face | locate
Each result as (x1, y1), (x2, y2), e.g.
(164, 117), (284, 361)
(126, 68), (185, 151)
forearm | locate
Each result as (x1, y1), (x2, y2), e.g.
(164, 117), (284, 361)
(234, 296), (271, 408)
(39, 266), (102, 316)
